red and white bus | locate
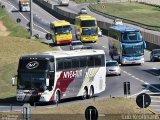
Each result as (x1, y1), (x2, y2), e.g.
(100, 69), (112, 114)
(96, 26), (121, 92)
(14, 49), (106, 103)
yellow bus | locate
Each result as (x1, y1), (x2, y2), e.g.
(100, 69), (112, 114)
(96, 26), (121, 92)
(50, 20), (72, 44)
(75, 15), (98, 43)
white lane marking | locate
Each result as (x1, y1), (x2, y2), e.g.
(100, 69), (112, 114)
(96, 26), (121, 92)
(128, 89), (148, 98)
(9, 6), (14, 12)
(122, 70), (160, 97)
(152, 67), (157, 69)
(127, 73), (131, 76)
(3, 0), (49, 33)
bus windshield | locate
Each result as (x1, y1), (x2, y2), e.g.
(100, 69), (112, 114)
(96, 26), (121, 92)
(122, 32), (143, 42)
(54, 25), (71, 34)
(82, 28), (97, 36)
(18, 72), (47, 90)
(122, 44), (144, 57)
(81, 20), (97, 27)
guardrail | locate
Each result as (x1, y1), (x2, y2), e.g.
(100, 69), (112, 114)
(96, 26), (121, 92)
(33, 0), (160, 50)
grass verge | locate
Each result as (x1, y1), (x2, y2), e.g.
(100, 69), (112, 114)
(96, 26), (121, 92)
(0, 98), (153, 120)
(0, 7), (29, 38)
(0, 37), (54, 100)
(89, 2), (160, 31)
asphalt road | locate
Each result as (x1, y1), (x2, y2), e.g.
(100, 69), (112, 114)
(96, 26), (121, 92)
(1, 0), (160, 112)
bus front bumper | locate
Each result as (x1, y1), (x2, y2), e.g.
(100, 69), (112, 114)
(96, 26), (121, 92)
(122, 57), (144, 64)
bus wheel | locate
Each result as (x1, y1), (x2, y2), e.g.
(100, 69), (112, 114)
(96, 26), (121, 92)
(89, 86), (94, 98)
(82, 87), (88, 100)
(55, 91), (60, 104)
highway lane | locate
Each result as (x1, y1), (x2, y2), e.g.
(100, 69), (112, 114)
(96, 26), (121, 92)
(1, 0), (160, 112)
(63, 0), (160, 94)
(51, 0), (160, 36)
(3, 0), (50, 34)
(4, 0), (160, 96)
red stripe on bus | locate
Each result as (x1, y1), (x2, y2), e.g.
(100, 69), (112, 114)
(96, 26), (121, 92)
(50, 70), (76, 101)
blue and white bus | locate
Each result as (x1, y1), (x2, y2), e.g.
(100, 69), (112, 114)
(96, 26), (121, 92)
(108, 26), (146, 65)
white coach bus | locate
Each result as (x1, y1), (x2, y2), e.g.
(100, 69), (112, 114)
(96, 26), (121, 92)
(58, 0), (69, 6)
(13, 49), (106, 103)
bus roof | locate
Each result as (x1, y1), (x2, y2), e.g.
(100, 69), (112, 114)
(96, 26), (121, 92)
(50, 20), (70, 27)
(109, 25), (139, 32)
(76, 15), (96, 21)
(20, 49), (105, 60)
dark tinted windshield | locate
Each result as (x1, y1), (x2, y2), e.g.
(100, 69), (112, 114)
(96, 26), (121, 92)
(122, 32), (143, 42)
(81, 20), (97, 27)
(106, 61), (118, 66)
(122, 44), (144, 57)
(54, 25), (71, 34)
(72, 41), (83, 46)
(82, 28), (98, 36)
(153, 49), (160, 54)
(18, 72), (47, 90)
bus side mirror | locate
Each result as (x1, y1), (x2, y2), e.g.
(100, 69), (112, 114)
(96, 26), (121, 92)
(12, 75), (17, 86)
(46, 78), (49, 87)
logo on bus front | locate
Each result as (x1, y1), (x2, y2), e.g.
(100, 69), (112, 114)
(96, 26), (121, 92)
(26, 61), (39, 69)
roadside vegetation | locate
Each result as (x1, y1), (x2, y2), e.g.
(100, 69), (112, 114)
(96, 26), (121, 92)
(0, 6), (55, 100)
(0, 37), (54, 100)
(0, 98), (152, 120)
(0, 7), (29, 38)
(89, 2), (160, 31)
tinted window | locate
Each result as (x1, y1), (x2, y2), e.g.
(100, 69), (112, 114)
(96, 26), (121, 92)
(64, 59), (72, 69)
(122, 32), (143, 42)
(54, 25), (71, 34)
(106, 61), (118, 66)
(81, 20), (97, 27)
(80, 57), (87, 67)
(82, 28), (97, 36)
(57, 59), (63, 71)
(88, 56), (94, 67)
(72, 41), (83, 46)
(72, 59), (80, 68)
(95, 55), (103, 66)
(153, 50), (160, 54)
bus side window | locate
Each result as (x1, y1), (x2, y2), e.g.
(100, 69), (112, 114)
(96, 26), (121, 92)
(57, 59), (64, 71)
(72, 58), (80, 68)
(87, 56), (94, 67)
(64, 59), (72, 70)
(80, 57), (87, 67)
(113, 35), (118, 40)
(94, 55), (102, 66)
(123, 33), (127, 41)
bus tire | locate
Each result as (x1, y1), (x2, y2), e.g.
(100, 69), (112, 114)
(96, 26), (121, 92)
(89, 86), (94, 98)
(55, 91), (60, 104)
(82, 87), (88, 100)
